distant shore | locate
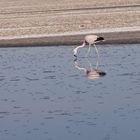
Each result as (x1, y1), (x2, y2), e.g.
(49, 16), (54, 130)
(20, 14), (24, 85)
(0, 0), (140, 47)
(0, 29), (140, 47)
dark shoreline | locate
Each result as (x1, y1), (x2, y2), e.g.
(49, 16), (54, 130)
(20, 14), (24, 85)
(0, 30), (140, 47)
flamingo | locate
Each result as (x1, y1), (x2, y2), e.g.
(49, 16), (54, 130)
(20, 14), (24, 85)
(73, 35), (104, 58)
(74, 58), (106, 80)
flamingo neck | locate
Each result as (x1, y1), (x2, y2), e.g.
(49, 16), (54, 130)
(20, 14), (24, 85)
(77, 42), (85, 49)
(74, 42), (85, 55)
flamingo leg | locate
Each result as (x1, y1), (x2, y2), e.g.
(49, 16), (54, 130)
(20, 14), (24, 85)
(94, 44), (100, 69)
(86, 57), (93, 71)
(94, 44), (99, 58)
(95, 55), (99, 70)
(85, 44), (91, 57)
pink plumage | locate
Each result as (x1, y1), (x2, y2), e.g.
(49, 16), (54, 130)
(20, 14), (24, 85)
(73, 34), (104, 57)
(85, 35), (97, 44)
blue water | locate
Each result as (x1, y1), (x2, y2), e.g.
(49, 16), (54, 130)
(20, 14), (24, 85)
(0, 44), (140, 140)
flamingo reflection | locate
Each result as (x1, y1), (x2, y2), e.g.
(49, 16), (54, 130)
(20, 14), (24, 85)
(74, 57), (106, 80)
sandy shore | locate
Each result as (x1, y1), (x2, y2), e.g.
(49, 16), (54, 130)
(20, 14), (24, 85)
(0, 0), (140, 46)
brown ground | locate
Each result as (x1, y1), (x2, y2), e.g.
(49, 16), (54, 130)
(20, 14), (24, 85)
(0, 0), (140, 46)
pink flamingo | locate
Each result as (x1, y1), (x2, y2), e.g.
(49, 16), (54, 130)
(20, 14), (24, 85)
(74, 58), (106, 80)
(73, 35), (104, 58)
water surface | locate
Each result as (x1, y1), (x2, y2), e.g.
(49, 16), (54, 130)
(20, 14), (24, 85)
(0, 44), (140, 140)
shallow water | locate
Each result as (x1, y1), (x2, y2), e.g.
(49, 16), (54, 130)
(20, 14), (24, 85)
(0, 44), (140, 140)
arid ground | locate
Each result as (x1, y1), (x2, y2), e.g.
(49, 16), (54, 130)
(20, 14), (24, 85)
(0, 0), (140, 46)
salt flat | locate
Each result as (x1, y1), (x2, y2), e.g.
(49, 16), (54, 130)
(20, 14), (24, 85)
(0, 0), (140, 46)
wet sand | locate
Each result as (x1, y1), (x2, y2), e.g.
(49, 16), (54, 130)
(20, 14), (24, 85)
(0, 0), (140, 46)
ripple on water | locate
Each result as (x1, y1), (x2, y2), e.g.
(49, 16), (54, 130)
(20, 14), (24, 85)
(0, 45), (140, 140)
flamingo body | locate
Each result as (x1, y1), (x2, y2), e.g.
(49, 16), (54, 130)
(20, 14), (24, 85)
(73, 34), (104, 57)
(85, 35), (97, 44)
